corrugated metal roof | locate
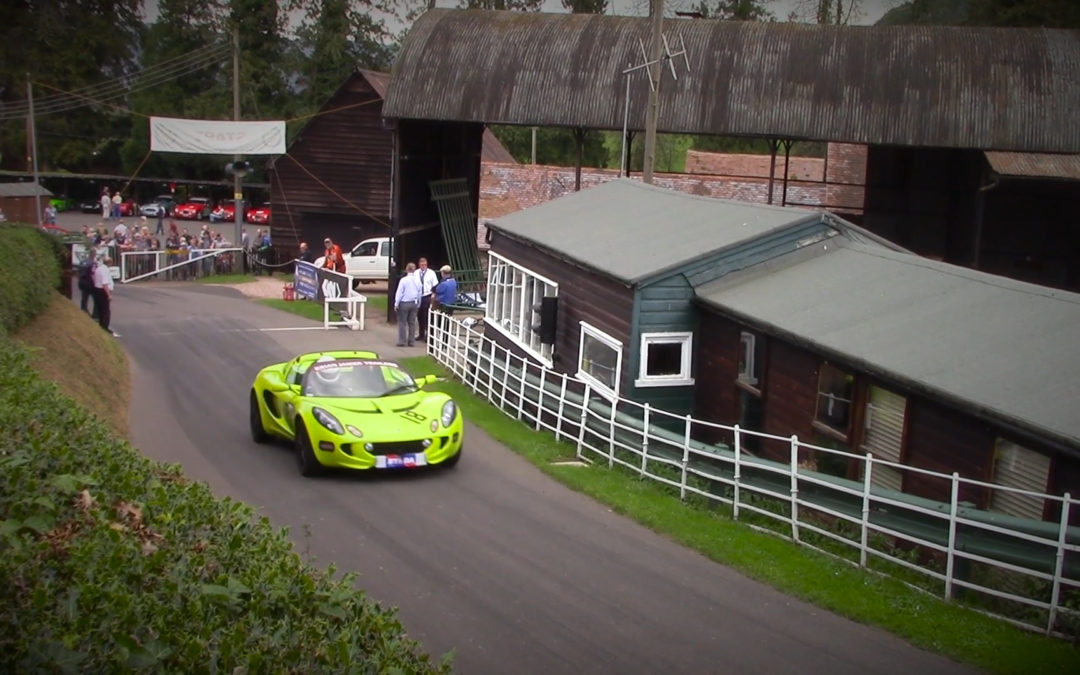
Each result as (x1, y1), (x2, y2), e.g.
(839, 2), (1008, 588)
(696, 241), (1080, 449)
(385, 9), (1080, 153)
(985, 151), (1080, 180)
(488, 178), (817, 284)
(0, 182), (52, 197)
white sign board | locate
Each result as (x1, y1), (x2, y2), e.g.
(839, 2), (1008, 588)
(150, 117), (286, 155)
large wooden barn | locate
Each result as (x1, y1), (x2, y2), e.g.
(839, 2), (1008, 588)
(266, 69), (514, 256)
(383, 10), (1080, 291)
(484, 179), (1080, 524)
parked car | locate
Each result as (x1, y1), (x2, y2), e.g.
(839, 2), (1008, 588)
(245, 201), (271, 225)
(172, 197), (212, 220)
(140, 194), (176, 218)
(80, 200), (102, 214)
(49, 197), (75, 212)
(209, 199), (243, 223)
(118, 199), (138, 217)
(313, 237), (393, 284)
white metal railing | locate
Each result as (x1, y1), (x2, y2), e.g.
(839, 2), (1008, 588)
(426, 310), (1080, 639)
(120, 248), (245, 283)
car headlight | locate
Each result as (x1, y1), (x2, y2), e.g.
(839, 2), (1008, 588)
(440, 400), (457, 428)
(346, 425), (363, 438)
(313, 407), (344, 435)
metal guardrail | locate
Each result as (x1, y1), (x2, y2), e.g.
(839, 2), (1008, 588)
(119, 248), (245, 283)
(425, 310), (1080, 638)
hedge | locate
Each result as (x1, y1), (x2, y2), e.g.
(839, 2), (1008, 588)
(0, 223), (64, 335)
(0, 231), (448, 672)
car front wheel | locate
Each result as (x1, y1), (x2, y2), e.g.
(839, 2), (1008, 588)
(250, 391), (269, 444)
(295, 422), (321, 477)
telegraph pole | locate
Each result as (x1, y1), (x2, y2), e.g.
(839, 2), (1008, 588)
(27, 74), (42, 227)
(232, 27), (243, 249)
(642, 0), (664, 184)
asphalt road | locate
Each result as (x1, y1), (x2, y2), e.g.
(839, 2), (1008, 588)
(118, 282), (975, 674)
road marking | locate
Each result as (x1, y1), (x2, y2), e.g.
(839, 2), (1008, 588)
(142, 326), (335, 336)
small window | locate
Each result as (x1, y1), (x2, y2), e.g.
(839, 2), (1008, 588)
(578, 322), (622, 397)
(635, 332), (694, 387)
(991, 438), (1051, 520)
(354, 242), (377, 257)
(380, 241), (392, 257)
(814, 363), (854, 438)
(737, 331), (763, 391)
(486, 253), (558, 364)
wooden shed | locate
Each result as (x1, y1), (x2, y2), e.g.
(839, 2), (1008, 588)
(694, 237), (1080, 523)
(0, 182), (52, 223)
(484, 179), (1080, 523)
(483, 179), (902, 415)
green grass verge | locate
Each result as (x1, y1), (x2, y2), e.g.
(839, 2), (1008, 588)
(258, 295), (388, 322)
(398, 356), (1080, 674)
(196, 273), (257, 285)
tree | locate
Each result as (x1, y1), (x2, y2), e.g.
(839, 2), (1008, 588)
(562, 0), (608, 13)
(0, 0), (142, 173)
(686, 0), (774, 21)
(490, 125), (609, 169)
(293, 0), (394, 113)
(879, 0), (1080, 28)
(122, 0), (230, 181)
(788, 0), (862, 25)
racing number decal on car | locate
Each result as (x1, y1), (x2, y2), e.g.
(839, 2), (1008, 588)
(399, 410), (426, 424)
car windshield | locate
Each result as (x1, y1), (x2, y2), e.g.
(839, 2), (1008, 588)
(301, 359), (417, 398)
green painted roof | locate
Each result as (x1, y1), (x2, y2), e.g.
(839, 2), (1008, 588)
(487, 179), (817, 285)
(697, 240), (1080, 450)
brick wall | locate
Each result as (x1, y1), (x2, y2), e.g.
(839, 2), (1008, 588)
(477, 143), (868, 249)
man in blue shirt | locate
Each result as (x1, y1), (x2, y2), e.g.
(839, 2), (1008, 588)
(394, 262), (422, 346)
(434, 265), (458, 316)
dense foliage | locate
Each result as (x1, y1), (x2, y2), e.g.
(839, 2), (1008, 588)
(0, 342), (447, 672)
(0, 225), (63, 334)
(0, 232), (448, 672)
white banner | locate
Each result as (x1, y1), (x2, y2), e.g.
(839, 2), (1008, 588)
(149, 117), (286, 155)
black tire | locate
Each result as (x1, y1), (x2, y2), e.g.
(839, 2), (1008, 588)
(250, 391), (269, 444)
(442, 448), (462, 468)
(295, 422), (321, 477)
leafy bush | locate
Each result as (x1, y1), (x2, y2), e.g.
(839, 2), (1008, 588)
(0, 335), (448, 673)
(0, 224), (62, 334)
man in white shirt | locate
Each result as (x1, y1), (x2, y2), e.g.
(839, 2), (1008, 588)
(93, 255), (117, 336)
(415, 257), (439, 341)
(394, 262), (422, 347)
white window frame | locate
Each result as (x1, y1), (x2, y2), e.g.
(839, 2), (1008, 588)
(635, 331), (695, 388)
(737, 331), (758, 387)
(485, 252), (558, 366)
(577, 321), (622, 399)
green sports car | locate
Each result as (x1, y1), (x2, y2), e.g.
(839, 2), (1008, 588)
(250, 350), (463, 476)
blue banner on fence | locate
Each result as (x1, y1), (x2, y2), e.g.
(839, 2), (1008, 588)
(294, 261), (320, 299)
(294, 260), (351, 302)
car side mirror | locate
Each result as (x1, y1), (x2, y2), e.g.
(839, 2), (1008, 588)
(413, 374), (437, 387)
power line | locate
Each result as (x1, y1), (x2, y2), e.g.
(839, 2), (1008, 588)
(0, 42), (231, 120)
(1, 42), (230, 115)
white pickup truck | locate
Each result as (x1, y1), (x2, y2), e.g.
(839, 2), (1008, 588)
(313, 236), (393, 284)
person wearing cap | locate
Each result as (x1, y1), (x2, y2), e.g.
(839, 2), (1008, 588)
(434, 264), (457, 316)
(322, 237), (345, 274)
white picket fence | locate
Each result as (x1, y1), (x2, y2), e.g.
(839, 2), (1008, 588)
(426, 310), (1080, 638)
